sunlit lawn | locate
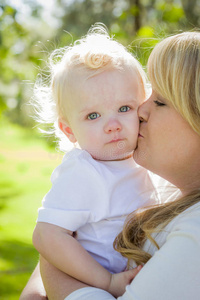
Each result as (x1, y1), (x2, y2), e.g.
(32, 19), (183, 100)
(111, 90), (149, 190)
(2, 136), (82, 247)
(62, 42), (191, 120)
(0, 118), (62, 299)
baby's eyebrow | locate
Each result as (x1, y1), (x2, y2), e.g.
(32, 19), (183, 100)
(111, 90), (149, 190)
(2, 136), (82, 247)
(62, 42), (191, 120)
(118, 99), (138, 106)
(79, 107), (96, 116)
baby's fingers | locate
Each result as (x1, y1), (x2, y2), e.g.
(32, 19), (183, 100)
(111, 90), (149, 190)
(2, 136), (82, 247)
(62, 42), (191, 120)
(125, 265), (143, 283)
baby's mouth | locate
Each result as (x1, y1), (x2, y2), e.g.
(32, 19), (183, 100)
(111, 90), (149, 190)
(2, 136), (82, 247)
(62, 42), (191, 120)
(109, 138), (122, 143)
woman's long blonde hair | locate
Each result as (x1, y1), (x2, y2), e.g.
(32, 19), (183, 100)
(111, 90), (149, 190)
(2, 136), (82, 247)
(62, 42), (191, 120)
(114, 32), (200, 266)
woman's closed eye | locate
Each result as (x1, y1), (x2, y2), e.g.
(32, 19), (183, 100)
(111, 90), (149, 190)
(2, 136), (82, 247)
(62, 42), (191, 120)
(87, 112), (101, 120)
(119, 106), (131, 113)
(153, 100), (165, 107)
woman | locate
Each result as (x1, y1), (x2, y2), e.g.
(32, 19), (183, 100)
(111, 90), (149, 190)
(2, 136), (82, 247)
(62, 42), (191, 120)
(20, 31), (200, 300)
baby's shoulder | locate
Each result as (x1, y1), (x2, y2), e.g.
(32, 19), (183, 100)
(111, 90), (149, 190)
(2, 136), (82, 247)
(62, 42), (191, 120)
(51, 148), (105, 185)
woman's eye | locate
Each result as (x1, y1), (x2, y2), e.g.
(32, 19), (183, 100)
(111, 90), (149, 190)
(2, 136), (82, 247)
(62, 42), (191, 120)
(119, 106), (131, 112)
(87, 112), (100, 120)
(154, 100), (165, 107)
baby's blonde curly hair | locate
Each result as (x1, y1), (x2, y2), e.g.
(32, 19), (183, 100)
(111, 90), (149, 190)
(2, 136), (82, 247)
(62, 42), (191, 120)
(32, 24), (147, 151)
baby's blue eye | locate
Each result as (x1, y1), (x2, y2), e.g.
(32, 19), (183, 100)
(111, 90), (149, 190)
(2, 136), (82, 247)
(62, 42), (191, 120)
(87, 112), (100, 120)
(119, 106), (130, 112)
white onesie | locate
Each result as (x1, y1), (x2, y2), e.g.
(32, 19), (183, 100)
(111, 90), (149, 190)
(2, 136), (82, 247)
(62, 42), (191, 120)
(37, 148), (156, 273)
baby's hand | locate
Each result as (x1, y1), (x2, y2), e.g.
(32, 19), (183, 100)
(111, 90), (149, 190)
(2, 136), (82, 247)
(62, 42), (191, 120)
(108, 265), (142, 298)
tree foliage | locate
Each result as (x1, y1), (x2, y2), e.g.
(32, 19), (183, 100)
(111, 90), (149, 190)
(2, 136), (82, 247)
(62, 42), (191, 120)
(0, 0), (199, 125)
(0, 1), (56, 124)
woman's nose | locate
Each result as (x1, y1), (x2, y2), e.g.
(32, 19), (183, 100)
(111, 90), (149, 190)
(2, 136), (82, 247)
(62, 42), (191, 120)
(104, 119), (122, 133)
(138, 99), (150, 122)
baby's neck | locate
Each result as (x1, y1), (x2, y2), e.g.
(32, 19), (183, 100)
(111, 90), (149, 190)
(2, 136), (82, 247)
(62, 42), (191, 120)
(95, 153), (133, 162)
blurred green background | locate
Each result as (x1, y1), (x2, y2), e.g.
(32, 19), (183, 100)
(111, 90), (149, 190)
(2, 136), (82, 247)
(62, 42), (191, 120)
(0, 0), (199, 298)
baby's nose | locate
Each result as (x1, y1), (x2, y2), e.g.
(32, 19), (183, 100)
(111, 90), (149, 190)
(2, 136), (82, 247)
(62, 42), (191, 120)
(104, 119), (122, 133)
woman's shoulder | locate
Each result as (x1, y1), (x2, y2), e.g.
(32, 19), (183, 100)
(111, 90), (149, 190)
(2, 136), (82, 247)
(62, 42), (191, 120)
(174, 202), (200, 223)
(143, 202), (200, 259)
(168, 202), (200, 242)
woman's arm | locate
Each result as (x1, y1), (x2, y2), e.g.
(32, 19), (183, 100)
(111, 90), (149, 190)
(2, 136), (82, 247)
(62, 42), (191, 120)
(19, 263), (47, 300)
(19, 259), (88, 300)
(40, 256), (88, 300)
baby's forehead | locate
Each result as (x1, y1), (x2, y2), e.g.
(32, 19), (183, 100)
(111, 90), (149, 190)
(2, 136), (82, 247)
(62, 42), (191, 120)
(61, 66), (145, 118)
(70, 78), (140, 109)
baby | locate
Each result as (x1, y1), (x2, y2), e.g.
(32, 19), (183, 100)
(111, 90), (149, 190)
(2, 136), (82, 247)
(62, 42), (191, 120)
(32, 25), (155, 297)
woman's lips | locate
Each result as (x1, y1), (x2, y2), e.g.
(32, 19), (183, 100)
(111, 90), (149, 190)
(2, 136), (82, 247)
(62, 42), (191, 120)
(138, 133), (143, 138)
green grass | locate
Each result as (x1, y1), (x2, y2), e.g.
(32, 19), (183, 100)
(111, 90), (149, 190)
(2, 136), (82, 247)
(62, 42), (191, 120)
(0, 118), (62, 299)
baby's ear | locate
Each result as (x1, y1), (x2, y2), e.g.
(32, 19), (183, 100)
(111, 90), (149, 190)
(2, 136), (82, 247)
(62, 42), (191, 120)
(58, 119), (77, 143)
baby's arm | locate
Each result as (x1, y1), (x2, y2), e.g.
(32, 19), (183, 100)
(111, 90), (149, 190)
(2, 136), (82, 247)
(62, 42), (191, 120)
(33, 222), (141, 297)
